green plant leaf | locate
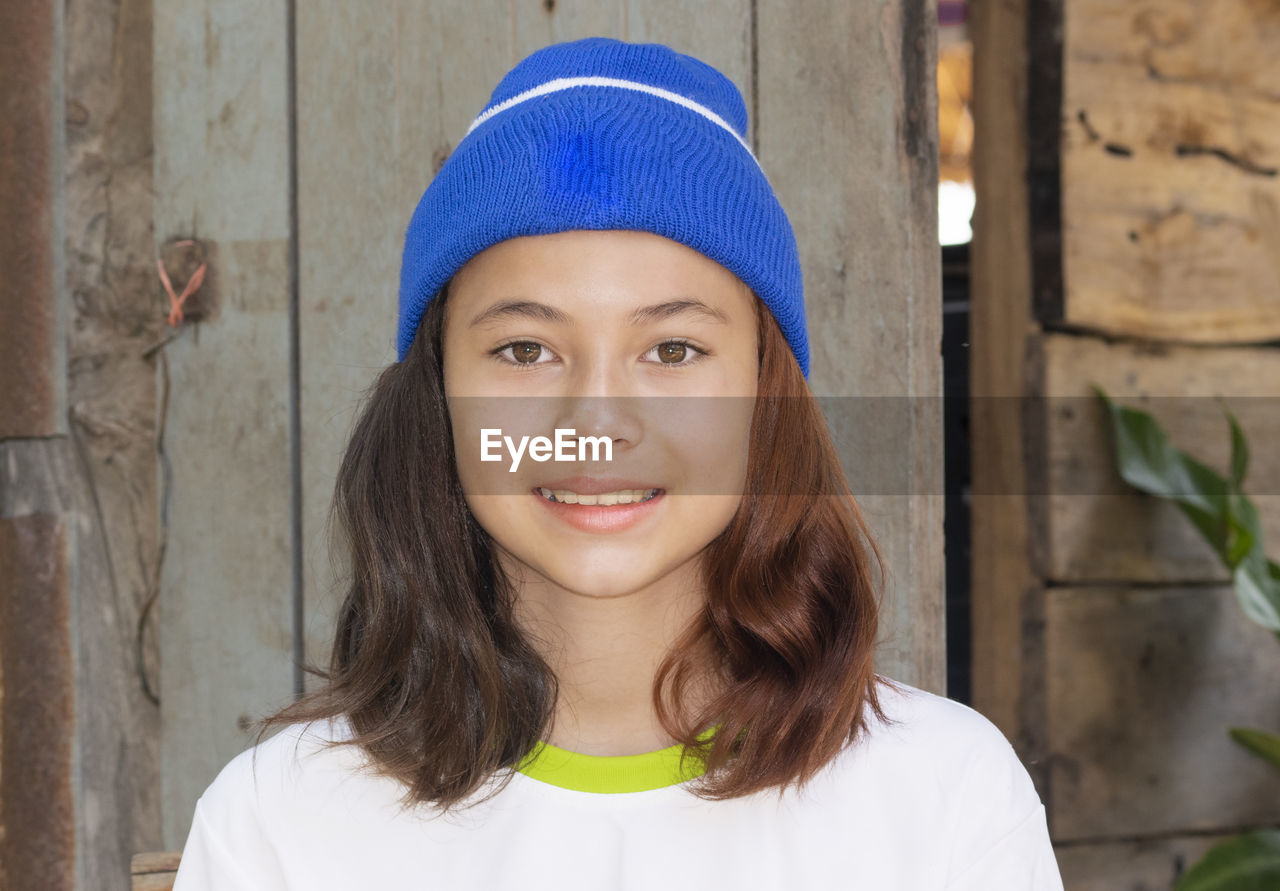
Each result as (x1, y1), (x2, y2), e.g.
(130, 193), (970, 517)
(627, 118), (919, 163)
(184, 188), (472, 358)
(1228, 727), (1280, 772)
(1092, 385), (1232, 551)
(1224, 497), (1256, 569)
(1234, 550), (1280, 633)
(1222, 398), (1250, 494)
(1174, 829), (1280, 891)
(1226, 497), (1280, 631)
(1093, 384), (1280, 631)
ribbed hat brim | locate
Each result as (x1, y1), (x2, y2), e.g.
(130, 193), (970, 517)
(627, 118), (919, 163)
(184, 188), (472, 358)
(397, 82), (807, 375)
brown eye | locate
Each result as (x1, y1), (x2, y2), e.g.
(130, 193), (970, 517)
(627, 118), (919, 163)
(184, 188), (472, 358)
(510, 342), (542, 363)
(657, 342), (687, 364)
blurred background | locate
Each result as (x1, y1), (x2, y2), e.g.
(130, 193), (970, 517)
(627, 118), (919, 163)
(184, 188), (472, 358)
(2, 0), (1279, 888)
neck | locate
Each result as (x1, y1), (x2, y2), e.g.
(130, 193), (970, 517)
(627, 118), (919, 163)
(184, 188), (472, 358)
(505, 551), (715, 756)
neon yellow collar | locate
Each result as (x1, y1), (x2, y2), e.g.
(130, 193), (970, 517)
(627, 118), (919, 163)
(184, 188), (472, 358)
(515, 727), (717, 793)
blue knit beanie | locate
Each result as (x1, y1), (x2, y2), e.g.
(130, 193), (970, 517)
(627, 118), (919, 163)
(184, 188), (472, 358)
(397, 36), (809, 377)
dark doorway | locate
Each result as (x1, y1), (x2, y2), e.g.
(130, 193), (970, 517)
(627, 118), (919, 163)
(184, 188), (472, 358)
(942, 240), (972, 705)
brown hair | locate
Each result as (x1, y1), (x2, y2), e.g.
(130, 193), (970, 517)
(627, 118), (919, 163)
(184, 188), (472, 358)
(254, 279), (901, 812)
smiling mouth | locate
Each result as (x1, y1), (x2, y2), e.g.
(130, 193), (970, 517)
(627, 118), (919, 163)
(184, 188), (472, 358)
(535, 487), (663, 505)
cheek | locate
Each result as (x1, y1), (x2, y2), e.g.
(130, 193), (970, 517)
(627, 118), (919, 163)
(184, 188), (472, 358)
(460, 493), (522, 549)
(449, 397), (545, 497)
(662, 396), (754, 495)
(668, 495), (743, 553)
(449, 405), (487, 497)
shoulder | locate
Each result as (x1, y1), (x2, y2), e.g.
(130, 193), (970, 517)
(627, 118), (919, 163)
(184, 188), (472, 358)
(174, 718), (358, 888)
(861, 679), (1062, 887)
(864, 676), (1018, 751)
(853, 675), (1045, 811)
(193, 715), (365, 830)
(863, 676), (1055, 874)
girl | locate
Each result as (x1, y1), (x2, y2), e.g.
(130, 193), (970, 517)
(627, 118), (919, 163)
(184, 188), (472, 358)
(173, 36), (1063, 890)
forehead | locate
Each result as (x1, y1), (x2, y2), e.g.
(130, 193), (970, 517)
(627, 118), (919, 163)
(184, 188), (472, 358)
(448, 230), (754, 312)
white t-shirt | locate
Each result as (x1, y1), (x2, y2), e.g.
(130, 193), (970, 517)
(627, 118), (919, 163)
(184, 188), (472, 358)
(172, 677), (1064, 890)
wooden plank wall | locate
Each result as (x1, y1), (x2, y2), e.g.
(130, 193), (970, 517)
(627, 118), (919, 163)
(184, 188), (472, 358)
(156, 0), (941, 853)
(973, 0), (1280, 885)
(152, 0), (297, 851)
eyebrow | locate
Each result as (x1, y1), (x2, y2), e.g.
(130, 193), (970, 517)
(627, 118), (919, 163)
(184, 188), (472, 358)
(628, 298), (729, 326)
(468, 297), (730, 328)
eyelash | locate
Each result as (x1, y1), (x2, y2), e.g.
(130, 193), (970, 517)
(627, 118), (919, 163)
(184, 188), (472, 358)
(489, 338), (710, 368)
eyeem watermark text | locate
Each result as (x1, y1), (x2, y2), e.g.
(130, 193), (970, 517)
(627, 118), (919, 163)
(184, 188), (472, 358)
(481, 428), (613, 472)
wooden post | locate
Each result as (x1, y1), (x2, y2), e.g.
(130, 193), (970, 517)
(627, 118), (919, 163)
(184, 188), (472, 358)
(2, 0), (165, 884)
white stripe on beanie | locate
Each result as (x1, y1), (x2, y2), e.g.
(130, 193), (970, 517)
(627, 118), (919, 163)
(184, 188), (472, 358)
(464, 75), (761, 169)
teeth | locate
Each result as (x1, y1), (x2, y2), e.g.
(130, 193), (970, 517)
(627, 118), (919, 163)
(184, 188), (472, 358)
(538, 487), (659, 505)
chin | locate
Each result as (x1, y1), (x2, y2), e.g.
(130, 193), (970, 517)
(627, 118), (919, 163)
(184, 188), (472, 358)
(527, 546), (695, 599)
(487, 529), (703, 600)
(544, 570), (663, 600)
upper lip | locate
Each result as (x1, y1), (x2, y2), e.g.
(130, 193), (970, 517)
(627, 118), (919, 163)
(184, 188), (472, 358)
(536, 476), (662, 495)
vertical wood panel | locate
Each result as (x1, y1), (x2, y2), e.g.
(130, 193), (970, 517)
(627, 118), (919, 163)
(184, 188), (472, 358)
(153, 0), (295, 850)
(0, 439), (157, 887)
(64, 0), (169, 876)
(511, 1), (625, 58)
(296, 0), (514, 689)
(0, 512), (74, 891)
(0, 0), (69, 885)
(968, 0), (1039, 748)
(757, 0), (945, 692)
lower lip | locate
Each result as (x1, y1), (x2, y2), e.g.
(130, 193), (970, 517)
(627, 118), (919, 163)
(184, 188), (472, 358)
(532, 489), (664, 533)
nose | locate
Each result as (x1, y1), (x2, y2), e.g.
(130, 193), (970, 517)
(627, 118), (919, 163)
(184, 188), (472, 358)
(552, 357), (644, 451)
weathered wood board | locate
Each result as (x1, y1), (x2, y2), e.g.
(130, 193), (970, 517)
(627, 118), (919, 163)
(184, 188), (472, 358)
(758, 0), (944, 692)
(152, 1), (296, 850)
(1055, 832), (1232, 890)
(131, 851), (181, 891)
(1042, 332), (1280, 584)
(1060, 0), (1280, 342)
(1046, 584), (1280, 841)
(968, 0), (1040, 739)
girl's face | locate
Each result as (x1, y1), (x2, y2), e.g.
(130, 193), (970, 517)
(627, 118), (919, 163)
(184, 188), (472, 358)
(442, 229), (759, 600)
